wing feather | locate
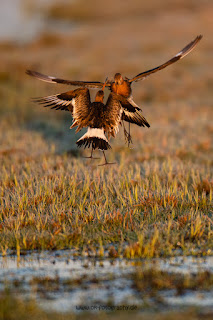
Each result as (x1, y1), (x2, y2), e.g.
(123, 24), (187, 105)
(70, 88), (91, 132)
(104, 93), (123, 137)
(122, 109), (150, 127)
(129, 35), (202, 83)
(31, 88), (91, 124)
(31, 90), (79, 112)
(114, 95), (150, 128)
(26, 70), (111, 89)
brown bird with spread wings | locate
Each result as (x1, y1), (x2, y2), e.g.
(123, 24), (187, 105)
(31, 80), (134, 165)
(26, 35), (202, 145)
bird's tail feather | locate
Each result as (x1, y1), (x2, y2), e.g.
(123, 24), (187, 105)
(77, 128), (111, 150)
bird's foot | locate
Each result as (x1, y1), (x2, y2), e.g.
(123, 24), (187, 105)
(82, 149), (100, 159)
(83, 156), (100, 160)
(98, 161), (116, 167)
(98, 151), (116, 166)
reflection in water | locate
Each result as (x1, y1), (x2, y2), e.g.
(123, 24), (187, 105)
(0, 252), (213, 312)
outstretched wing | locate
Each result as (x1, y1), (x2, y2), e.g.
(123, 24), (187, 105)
(70, 88), (93, 132)
(116, 95), (150, 128)
(129, 35), (202, 83)
(104, 93), (123, 137)
(122, 108), (150, 128)
(32, 88), (91, 130)
(31, 90), (79, 112)
(26, 69), (111, 89)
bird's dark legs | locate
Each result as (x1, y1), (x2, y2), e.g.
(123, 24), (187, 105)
(123, 121), (133, 147)
(128, 122), (132, 148)
(98, 151), (116, 166)
(83, 148), (100, 159)
(83, 148), (115, 165)
(103, 151), (107, 163)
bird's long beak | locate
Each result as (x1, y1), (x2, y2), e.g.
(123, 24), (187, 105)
(102, 77), (108, 91)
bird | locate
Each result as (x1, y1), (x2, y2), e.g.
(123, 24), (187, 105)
(26, 72), (150, 146)
(30, 79), (134, 165)
(27, 87), (150, 149)
(26, 35), (202, 145)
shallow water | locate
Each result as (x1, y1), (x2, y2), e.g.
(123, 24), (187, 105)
(0, 251), (212, 312)
(0, 0), (74, 43)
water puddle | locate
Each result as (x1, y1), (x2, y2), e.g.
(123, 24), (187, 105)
(0, 252), (212, 312)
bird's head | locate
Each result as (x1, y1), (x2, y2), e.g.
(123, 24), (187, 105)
(95, 78), (108, 103)
(114, 73), (124, 85)
(95, 90), (104, 102)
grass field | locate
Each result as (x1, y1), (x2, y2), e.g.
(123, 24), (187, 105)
(0, 0), (212, 317)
